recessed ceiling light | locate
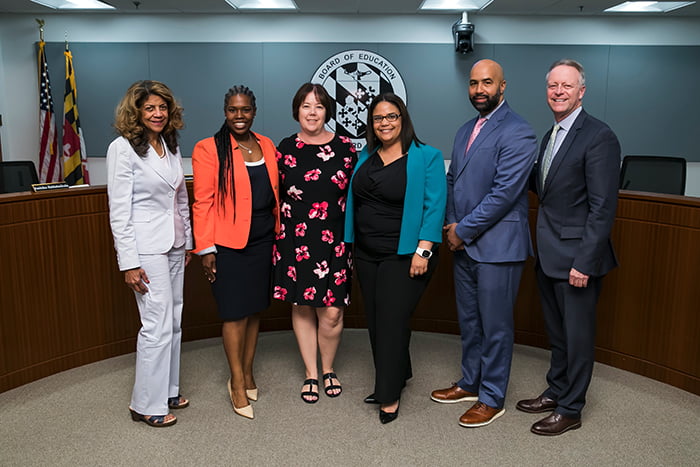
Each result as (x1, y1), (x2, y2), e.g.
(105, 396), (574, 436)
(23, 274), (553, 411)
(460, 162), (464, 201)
(419, 0), (494, 11)
(604, 1), (696, 13)
(30, 0), (115, 9)
(225, 0), (298, 10)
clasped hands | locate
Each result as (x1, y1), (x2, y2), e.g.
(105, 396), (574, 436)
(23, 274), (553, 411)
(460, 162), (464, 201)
(444, 223), (465, 252)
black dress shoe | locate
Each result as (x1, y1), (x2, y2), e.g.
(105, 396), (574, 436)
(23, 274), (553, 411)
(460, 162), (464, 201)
(364, 394), (379, 404)
(516, 395), (557, 413)
(379, 407), (399, 424)
(531, 413), (581, 436)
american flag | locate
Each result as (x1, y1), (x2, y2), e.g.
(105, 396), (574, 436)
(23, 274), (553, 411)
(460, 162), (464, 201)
(38, 41), (60, 183)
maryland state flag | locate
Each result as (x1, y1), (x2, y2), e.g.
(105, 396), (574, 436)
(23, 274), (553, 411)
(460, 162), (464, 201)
(62, 47), (89, 185)
(37, 41), (60, 183)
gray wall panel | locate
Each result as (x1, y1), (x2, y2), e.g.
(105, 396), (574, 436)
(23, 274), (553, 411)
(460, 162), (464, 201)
(607, 46), (700, 161)
(46, 43), (150, 157)
(148, 43), (264, 154)
(45, 42), (700, 162)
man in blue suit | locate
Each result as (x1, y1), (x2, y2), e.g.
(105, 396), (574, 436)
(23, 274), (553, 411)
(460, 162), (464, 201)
(516, 59), (620, 436)
(431, 59), (537, 427)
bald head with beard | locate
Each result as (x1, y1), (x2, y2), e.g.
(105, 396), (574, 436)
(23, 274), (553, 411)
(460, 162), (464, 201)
(469, 59), (506, 117)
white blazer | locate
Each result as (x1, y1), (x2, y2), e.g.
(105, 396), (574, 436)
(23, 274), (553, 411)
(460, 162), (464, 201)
(107, 136), (193, 271)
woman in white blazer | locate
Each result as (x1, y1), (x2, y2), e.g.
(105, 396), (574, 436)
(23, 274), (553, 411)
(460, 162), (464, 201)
(107, 80), (193, 428)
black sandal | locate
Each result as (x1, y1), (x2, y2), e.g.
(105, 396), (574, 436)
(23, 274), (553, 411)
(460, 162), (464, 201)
(167, 394), (189, 409)
(129, 408), (177, 427)
(323, 372), (342, 397)
(301, 378), (319, 404)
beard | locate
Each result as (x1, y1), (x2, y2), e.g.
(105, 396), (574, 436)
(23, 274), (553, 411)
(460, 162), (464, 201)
(470, 88), (502, 114)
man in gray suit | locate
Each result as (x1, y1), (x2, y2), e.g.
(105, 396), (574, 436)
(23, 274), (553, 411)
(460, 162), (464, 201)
(516, 59), (621, 436)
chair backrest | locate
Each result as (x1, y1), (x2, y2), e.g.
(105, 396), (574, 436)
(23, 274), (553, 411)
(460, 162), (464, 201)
(619, 155), (687, 196)
(0, 161), (40, 194)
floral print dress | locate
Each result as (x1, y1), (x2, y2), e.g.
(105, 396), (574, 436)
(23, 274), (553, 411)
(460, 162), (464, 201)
(272, 134), (357, 307)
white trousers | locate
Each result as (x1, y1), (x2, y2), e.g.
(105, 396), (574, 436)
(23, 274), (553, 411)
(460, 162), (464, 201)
(130, 246), (185, 415)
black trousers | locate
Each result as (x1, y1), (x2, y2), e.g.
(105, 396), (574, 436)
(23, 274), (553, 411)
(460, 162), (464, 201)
(536, 264), (602, 418)
(354, 248), (438, 404)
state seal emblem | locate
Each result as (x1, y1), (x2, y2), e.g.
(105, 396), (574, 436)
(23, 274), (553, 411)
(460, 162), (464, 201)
(311, 50), (407, 152)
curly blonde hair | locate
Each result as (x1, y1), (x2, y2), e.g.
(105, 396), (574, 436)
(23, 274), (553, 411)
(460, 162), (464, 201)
(113, 80), (184, 157)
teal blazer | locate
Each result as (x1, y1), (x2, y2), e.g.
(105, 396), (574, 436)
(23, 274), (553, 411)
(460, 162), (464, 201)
(344, 141), (447, 255)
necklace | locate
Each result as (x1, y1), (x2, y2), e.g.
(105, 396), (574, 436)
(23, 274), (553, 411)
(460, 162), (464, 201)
(151, 140), (165, 158)
(378, 147), (405, 161)
(238, 138), (254, 155)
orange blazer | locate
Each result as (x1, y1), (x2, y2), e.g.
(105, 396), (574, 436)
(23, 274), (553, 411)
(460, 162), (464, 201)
(192, 132), (280, 253)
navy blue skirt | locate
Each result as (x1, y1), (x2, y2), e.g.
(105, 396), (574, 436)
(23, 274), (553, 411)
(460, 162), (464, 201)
(211, 240), (274, 321)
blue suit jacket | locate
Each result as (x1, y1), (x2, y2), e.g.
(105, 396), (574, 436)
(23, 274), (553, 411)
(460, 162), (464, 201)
(532, 109), (621, 279)
(345, 141), (447, 255)
(446, 101), (537, 263)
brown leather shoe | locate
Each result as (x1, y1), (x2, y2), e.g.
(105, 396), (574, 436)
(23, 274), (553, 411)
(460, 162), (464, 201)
(431, 384), (478, 404)
(458, 402), (505, 427)
(516, 395), (557, 413)
(531, 413), (581, 436)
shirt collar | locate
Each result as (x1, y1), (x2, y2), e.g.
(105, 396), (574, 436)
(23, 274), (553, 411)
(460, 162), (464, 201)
(555, 106), (583, 132)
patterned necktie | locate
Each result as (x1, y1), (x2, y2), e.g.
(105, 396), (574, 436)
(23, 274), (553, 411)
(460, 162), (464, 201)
(465, 117), (487, 154)
(541, 123), (560, 188)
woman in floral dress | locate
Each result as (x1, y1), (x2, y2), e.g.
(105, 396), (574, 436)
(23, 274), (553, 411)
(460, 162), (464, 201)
(272, 83), (356, 403)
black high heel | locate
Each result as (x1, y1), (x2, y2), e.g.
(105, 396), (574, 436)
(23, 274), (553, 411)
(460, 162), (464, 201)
(364, 393), (379, 404)
(379, 401), (400, 424)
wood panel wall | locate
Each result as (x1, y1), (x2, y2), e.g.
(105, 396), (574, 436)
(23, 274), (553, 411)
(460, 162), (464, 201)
(1, 187), (698, 395)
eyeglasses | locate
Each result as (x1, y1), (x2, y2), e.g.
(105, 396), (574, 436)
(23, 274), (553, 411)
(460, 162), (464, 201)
(372, 113), (401, 123)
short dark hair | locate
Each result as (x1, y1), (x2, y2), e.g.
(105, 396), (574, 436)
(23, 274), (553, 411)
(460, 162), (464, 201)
(291, 83), (333, 123)
(365, 93), (422, 154)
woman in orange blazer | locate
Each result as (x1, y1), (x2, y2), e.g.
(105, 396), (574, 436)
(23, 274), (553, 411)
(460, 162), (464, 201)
(192, 85), (280, 420)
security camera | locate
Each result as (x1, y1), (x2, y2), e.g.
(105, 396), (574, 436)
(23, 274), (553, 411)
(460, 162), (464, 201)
(452, 12), (475, 54)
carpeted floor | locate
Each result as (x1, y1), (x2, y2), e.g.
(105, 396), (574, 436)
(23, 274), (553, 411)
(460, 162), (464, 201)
(0, 329), (698, 466)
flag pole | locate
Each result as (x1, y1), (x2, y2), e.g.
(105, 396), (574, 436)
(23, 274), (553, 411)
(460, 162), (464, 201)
(36, 18), (61, 183)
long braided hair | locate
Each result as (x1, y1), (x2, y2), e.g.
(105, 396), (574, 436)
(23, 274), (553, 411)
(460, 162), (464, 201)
(214, 85), (257, 215)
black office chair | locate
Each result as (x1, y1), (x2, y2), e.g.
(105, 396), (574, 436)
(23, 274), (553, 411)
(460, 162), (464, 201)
(0, 161), (40, 194)
(619, 155), (686, 195)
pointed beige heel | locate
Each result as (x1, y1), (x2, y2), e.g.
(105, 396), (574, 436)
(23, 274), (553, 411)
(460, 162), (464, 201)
(228, 378), (254, 419)
(246, 388), (258, 401)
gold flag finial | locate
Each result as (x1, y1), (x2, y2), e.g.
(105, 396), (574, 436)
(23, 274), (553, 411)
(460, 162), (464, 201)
(35, 18), (45, 42)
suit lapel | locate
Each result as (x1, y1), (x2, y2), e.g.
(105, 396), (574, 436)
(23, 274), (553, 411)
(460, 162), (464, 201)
(453, 120), (475, 179)
(456, 102), (510, 179)
(143, 139), (177, 189)
(541, 111), (587, 196)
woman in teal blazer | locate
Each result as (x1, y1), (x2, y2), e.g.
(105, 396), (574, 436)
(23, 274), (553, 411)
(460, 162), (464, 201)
(344, 93), (447, 424)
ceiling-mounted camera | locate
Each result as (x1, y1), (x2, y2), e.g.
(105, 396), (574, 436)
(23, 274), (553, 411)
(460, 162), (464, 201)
(452, 12), (475, 54)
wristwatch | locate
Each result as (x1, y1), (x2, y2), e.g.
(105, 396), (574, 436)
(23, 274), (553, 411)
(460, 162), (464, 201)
(415, 247), (433, 259)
